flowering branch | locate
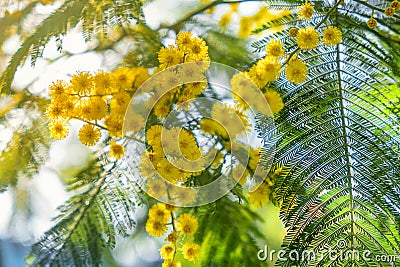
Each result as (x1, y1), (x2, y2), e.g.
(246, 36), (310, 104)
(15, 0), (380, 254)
(283, 0), (343, 67)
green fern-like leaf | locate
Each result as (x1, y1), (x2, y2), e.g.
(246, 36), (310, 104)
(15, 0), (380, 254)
(27, 157), (140, 267)
(253, 0), (400, 266)
(0, 116), (49, 190)
(195, 197), (266, 267)
(205, 30), (255, 71)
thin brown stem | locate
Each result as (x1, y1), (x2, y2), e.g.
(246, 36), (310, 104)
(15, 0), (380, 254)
(159, 0), (223, 30)
(352, 0), (400, 20)
(71, 116), (108, 130)
(170, 211), (178, 260)
(159, 0), (265, 30)
(125, 135), (145, 144)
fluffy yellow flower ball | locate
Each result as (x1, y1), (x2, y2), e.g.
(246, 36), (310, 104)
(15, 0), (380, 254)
(78, 124), (101, 146)
(322, 26), (342, 46)
(265, 39), (285, 58)
(285, 58), (308, 85)
(146, 219), (167, 237)
(108, 140), (125, 159)
(297, 2), (314, 20)
(263, 90), (284, 114)
(249, 56), (281, 88)
(297, 26), (319, 50)
(176, 213), (198, 236)
(49, 120), (69, 140)
(160, 243), (175, 260)
(71, 72), (93, 95)
(181, 242), (200, 262)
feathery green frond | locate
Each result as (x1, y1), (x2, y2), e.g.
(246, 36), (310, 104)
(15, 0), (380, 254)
(27, 157), (140, 267)
(253, 0), (400, 265)
(0, 117), (49, 191)
(195, 197), (265, 267)
(0, 0), (87, 96)
(205, 30), (255, 71)
(122, 24), (162, 68)
(0, 2), (37, 49)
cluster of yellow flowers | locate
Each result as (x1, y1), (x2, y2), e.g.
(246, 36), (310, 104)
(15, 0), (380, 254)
(151, 32), (210, 118)
(230, 2), (343, 91)
(243, 1), (342, 86)
(44, 29), (290, 265)
(139, 33), (286, 243)
(158, 32), (209, 69)
(230, 74), (284, 118)
(225, 35), (286, 113)
(46, 66), (149, 159)
(139, 32), (279, 196)
(143, 125), (202, 185)
(297, 1), (314, 20)
(146, 203), (200, 266)
(40, 13), (297, 263)
(367, 0), (399, 29)
(137, 32), (210, 193)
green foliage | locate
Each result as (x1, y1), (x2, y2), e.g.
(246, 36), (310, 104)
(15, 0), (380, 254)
(386, 84), (400, 118)
(253, 0), (400, 265)
(205, 30), (255, 71)
(0, 116), (49, 191)
(195, 197), (266, 267)
(122, 24), (162, 68)
(27, 157), (140, 267)
(0, 2), (37, 50)
(267, 164), (295, 212)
